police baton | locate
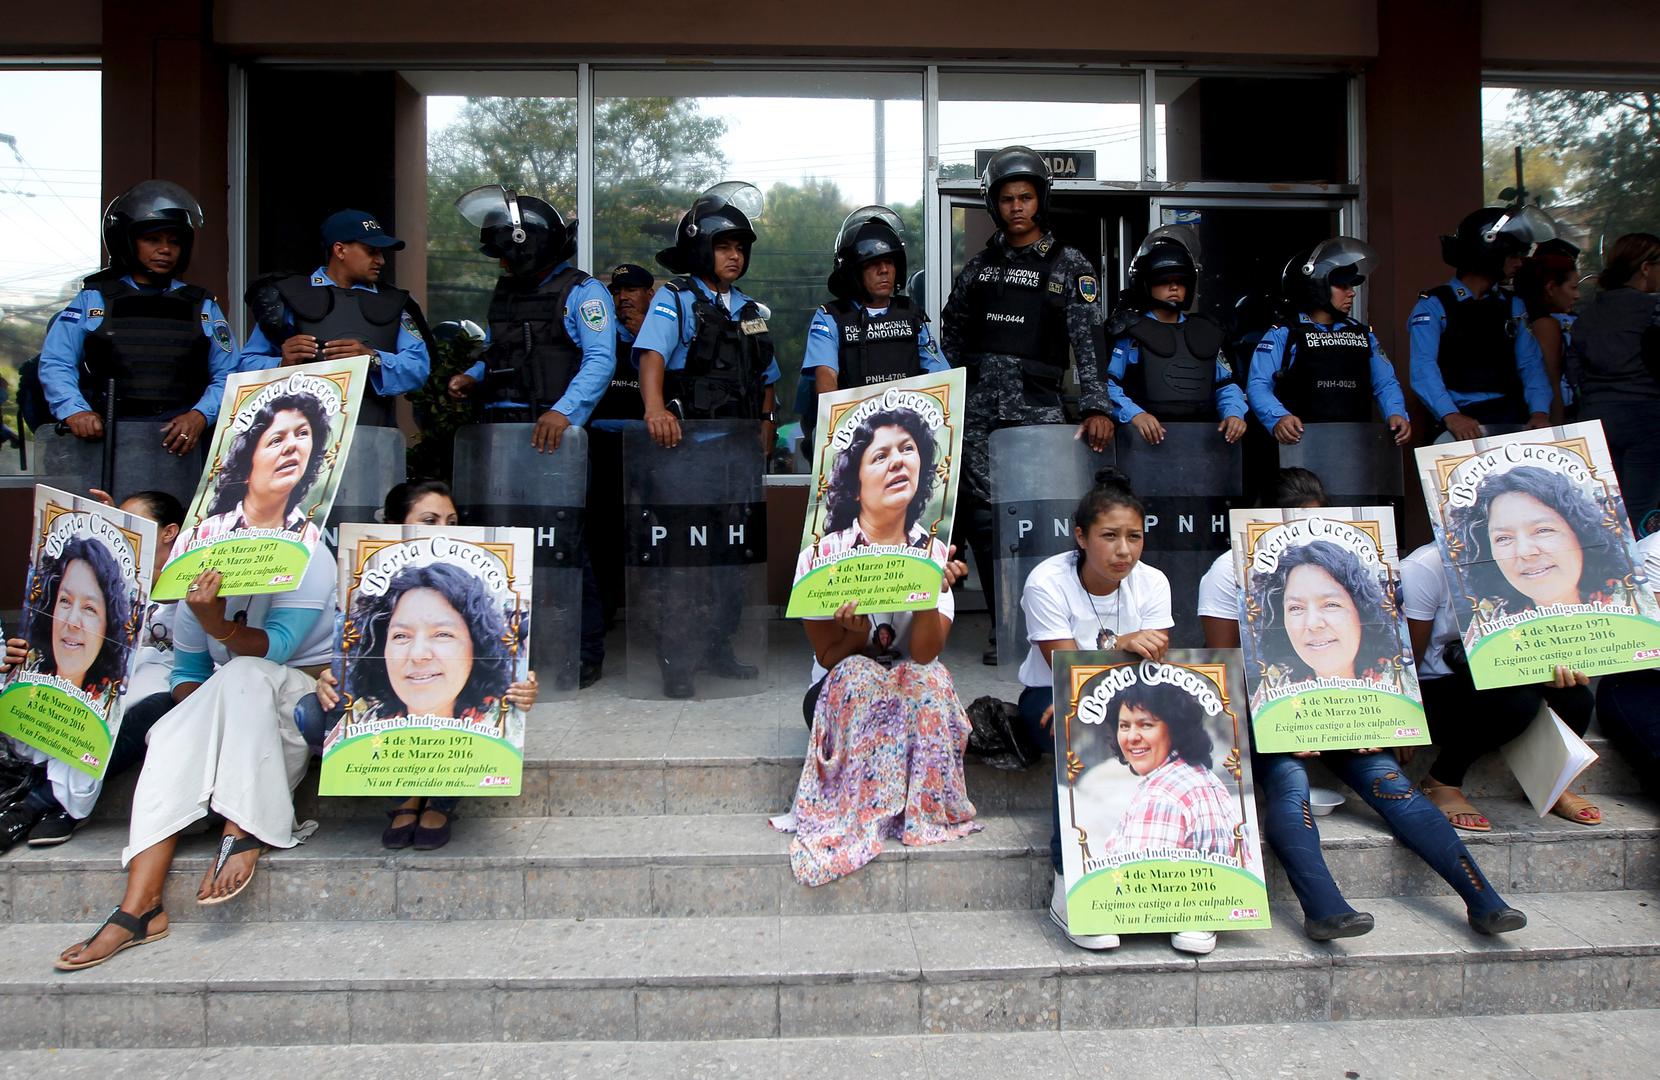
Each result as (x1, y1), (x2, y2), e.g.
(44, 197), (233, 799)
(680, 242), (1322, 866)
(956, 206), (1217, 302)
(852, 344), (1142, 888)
(100, 375), (117, 494)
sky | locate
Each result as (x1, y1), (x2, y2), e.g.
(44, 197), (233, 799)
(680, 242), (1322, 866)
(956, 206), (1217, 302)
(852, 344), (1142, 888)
(0, 69), (103, 309)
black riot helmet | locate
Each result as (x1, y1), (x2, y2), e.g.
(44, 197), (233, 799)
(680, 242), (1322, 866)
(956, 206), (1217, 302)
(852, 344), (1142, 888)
(980, 146), (1051, 231)
(828, 205), (908, 302)
(102, 180), (203, 279)
(1283, 236), (1378, 318)
(1128, 225), (1201, 313)
(455, 184), (575, 277)
(657, 182), (763, 281)
(1440, 205), (1558, 277)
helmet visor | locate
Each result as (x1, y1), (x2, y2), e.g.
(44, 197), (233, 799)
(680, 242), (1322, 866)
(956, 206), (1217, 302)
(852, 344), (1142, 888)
(695, 181), (764, 223)
(109, 180), (204, 231)
(1485, 205), (1558, 249)
(1135, 224), (1202, 268)
(455, 185), (519, 231)
(835, 205), (905, 253)
(1306, 237), (1378, 285)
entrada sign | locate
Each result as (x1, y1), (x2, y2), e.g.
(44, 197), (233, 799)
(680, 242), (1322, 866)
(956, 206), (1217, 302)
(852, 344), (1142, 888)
(974, 149), (1098, 180)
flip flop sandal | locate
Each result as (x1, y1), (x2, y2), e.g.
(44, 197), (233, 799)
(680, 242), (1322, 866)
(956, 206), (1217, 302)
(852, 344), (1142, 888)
(1421, 781), (1492, 832)
(198, 833), (266, 906)
(54, 904), (168, 971)
(1550, 791), (1603, 826)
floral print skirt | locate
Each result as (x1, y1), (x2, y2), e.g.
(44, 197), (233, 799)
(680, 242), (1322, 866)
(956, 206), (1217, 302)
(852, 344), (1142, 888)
(789, 657), (979, 886)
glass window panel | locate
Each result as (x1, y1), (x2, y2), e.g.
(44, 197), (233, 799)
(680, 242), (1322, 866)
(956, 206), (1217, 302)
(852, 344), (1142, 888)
(1156, 74), (1348, 183)
(0, 68), (101, 476)
(593, 69), (926, 430)
(1482, 83), (1660, 275)
(938, 72), (1142, 183)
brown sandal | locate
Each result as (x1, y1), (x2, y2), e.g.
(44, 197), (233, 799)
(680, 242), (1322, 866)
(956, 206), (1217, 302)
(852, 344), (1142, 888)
(1550, 791), (1602, 826)
(1421, 780), (1492, 832)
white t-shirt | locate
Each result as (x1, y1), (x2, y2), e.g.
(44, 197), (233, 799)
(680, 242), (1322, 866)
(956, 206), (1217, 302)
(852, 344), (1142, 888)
(126, 600), (178, 702)
(1018, 552), (1174, 688)
(806, 587), (956, 685)
(1399, 542), (1460, 680)
(1196, 552), (1238, 620)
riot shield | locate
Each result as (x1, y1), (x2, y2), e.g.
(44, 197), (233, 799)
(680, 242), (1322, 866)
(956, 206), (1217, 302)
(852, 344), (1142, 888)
(622, 420), (771, 700)
(1277, 423), (1403, 510)
(37, 422), (205, 505)
(453, 423), (587, 694)
(1114, 423), (1242, 648)
(990, 425), (1113, 672)
(323, 426), (406, 547)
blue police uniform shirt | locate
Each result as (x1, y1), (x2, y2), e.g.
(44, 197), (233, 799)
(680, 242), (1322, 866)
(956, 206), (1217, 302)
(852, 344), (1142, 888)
(631, 277), (783, 386)
(590, 322), (638, 435)
(1407, 276), (1550, 421)
(40, 276), (239, 423)
(461, 263), (618, 426)
(799, 303), (949, 379)
(242, 266), (431, 398)
(1105, 314), (1246, 424)
(1247, 313), (1408, 428)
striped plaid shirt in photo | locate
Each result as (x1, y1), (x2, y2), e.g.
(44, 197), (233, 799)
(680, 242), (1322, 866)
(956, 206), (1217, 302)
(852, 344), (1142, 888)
(1105, 755), (1243, 863)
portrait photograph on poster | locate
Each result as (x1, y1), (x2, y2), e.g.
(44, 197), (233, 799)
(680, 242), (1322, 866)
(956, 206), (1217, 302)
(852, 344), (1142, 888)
(1416, 421), (1660, 689)
(153, 355), (369, 600)
(319, 524), (533, 798)
(1052, 649), (1270, 938)
(787, 368), (966, 618)
(1231, 507), (1426, 753)
(0, 486), (156, 779)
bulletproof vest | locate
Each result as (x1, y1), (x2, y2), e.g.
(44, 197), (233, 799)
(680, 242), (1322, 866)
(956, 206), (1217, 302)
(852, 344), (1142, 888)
(481, 267), (588, 408)
(590, 329), (645, 422)
(1122, 314), (1225, 421)
(273, 273), (409, 426)
(662, 277), (771, 421)
(961, 241), (1070, 394)
(80, 277), (212, 418)
(825, 296), (925, 388)
(1426, 284), (1523, 406)
(1276, 319), (1375, 423)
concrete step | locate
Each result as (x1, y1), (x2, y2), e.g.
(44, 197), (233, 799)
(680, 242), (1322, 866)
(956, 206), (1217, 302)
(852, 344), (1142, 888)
(9, 796), (1656, 925)
(3, 892), (1657, 1049)
(5, 1009), (1660, 1078)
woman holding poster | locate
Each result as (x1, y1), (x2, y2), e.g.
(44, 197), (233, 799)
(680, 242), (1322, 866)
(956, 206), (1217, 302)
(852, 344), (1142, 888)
(22, 535), (135, 697)
(796, 406), (949, 568)
(1250, 541), (1398, 686)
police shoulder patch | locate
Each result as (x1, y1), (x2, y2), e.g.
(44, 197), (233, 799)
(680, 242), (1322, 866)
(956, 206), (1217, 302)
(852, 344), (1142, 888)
(59, 309), (83, 325)
(88, 308), (104, 319)
(1077, 276), (1100, 304)
(400, 311), (424, 340)
(212, 320), (234, 353)
(1217, 357), (1233, 376)
(579, 298), (608, 332)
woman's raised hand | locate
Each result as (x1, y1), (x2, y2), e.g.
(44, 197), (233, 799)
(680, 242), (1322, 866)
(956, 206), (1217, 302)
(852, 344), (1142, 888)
(831, 599), (871, 638)
(315, 668), (340, 711)
(1118, 629), (1170, 663)
(505, 671), (539, 710)
(1551, 665), (1590, 689)
(1, 637), (27, 673)
(941, 545), (970, 592)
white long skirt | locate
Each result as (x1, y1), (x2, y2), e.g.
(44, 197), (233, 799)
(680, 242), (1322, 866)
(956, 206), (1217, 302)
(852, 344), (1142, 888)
(122, 656), (315, 866)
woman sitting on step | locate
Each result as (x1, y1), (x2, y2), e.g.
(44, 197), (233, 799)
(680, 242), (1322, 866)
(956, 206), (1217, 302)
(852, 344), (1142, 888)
(1200, 468), (1527, 941)
(1594, 531), (1660, 796)
(785, 419), (978, 885)
(312, 480), (539, 852)
(54, 540), (338, 970)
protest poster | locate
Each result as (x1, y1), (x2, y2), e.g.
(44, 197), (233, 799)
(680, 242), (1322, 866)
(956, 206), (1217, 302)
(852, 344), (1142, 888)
(153, 355), (369, 600)
(787, 368), (966, 618)
(0, 486), (156, 778)
(1052, 649), (1270, 937)
(319, 524), (533, 797)
(1415, 422), (1660, 689)
(1231, 507), (1427, 752)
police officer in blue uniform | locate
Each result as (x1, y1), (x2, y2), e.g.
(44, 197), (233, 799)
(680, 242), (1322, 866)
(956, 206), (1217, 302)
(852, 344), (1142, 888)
(942, 147), (1113, 663)
(1105, 226), (1247, 447)
(590, 264), (654, 430)
(795, 205), (947, 442)
(449, 185), (618, 687)
(632, 182), (779, 696)
(1248, 237), (1411, 446)
(1408, 206), (1558, 441)
(39, 180), (237, 456)
(243, 210), (431, 427)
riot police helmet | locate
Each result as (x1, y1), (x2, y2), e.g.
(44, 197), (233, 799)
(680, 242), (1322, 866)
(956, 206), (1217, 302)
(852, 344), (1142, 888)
(828, 205), (908, 301)
(456, 184), (575, 276)
(1283, 236), (1377, 317)
(1441, 205), (1558, 276)
(979, 146), (1051, 230)
(1128, 225), (1201, 312)
(656, 182), (763, 280)
(102, 180), (203, 278)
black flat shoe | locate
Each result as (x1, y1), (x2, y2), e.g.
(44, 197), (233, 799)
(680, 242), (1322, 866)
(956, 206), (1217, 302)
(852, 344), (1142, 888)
(382, 805), (421, 850)
(26, 808), (79, 847)
(1469, 906), (1527, 935)
(1305, 911), (1375, 941)
(412, 807), (455, 851)
(0, 804), (41, 854)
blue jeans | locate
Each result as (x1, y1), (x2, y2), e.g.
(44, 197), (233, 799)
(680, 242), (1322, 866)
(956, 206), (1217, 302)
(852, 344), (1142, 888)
(1017, 685), (1062, 872)
(1254, 749), (1509, 922)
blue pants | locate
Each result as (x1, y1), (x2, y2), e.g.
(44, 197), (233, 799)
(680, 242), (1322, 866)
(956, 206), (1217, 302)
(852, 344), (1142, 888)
(24, 691), (172, 818)
(1585, 399), (1660, 533)
(1254, 750), (1509, 922)
(1017, 685), (1063, 872)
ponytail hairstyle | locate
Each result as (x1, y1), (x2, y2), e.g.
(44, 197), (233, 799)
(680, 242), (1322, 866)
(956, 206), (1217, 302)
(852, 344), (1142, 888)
(1268, 467), (1329, 510)
(1074, 467), (1145, 534)
(1599, 233), (1660, 291)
